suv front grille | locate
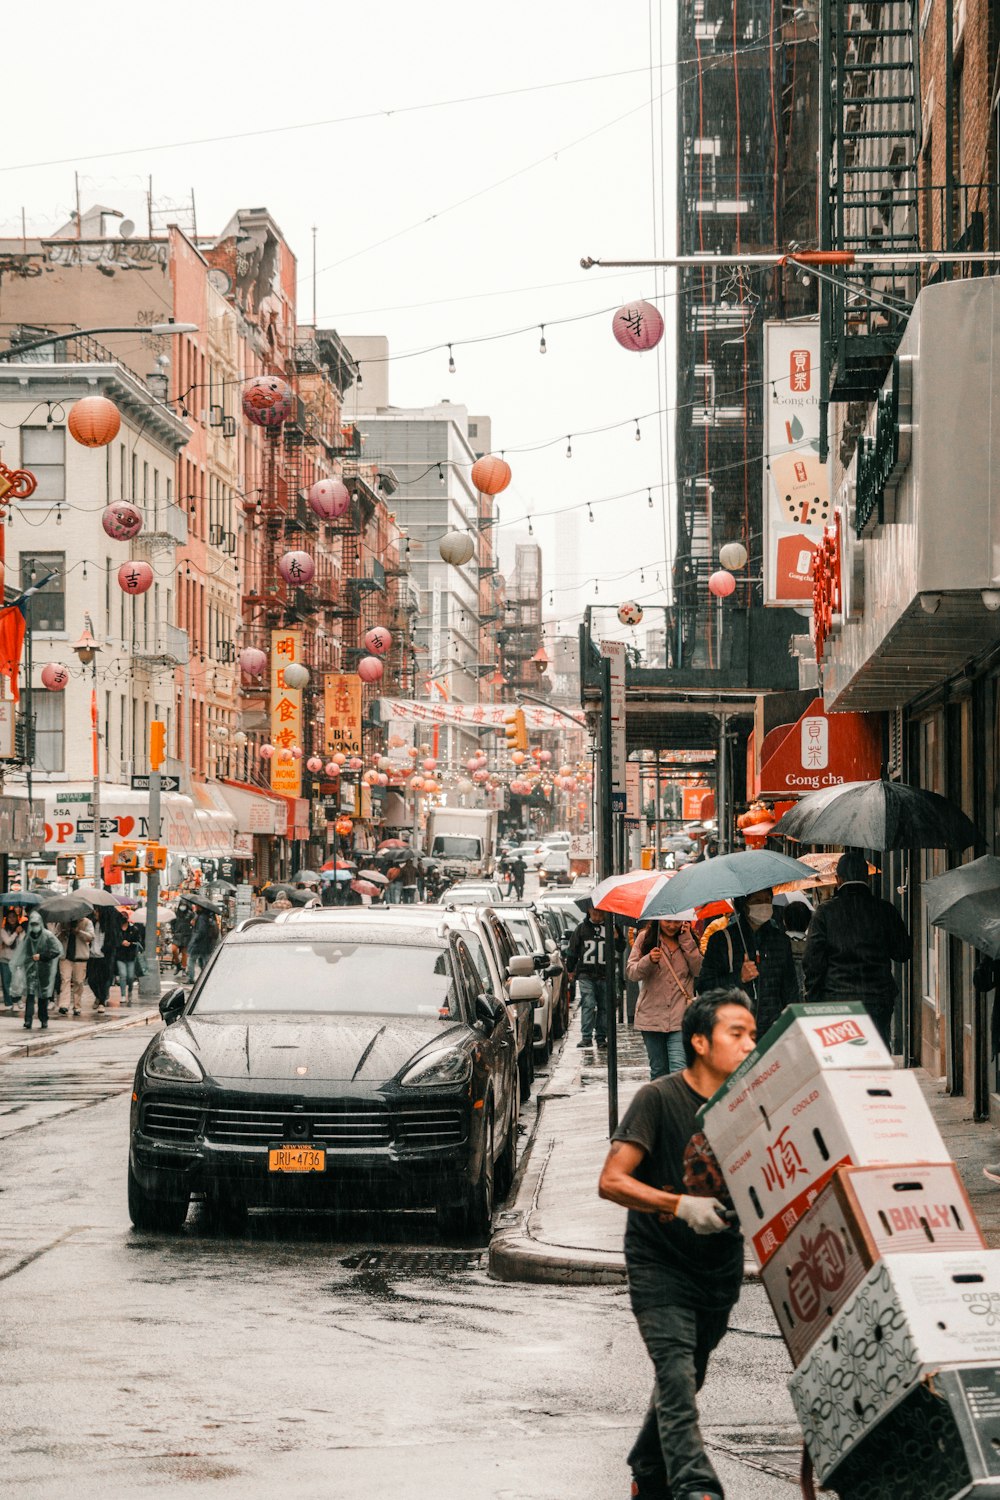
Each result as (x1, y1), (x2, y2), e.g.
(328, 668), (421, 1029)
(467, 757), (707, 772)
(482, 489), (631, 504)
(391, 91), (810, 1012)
(198, 1102), (465, 1150)
(141, 1101), (202, 1142)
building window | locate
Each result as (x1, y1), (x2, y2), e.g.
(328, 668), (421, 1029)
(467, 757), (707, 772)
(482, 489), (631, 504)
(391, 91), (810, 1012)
(21, 428), (65, 502)
(33, 690), (64, 773)
(20, 552), (65, 632)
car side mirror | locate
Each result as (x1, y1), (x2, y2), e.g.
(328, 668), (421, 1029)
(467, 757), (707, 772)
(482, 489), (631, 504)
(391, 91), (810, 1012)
(507, 955), (534, 978)
(159, 987), (187, 1025)
(474, 994), (500, 1030)
(508, 975), (544, 1002)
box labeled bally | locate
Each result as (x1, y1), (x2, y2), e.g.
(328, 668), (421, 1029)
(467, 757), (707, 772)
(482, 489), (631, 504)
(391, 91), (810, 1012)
(826, 1364), (1000, 1500)
(717, 1068), (948, 1265)
(762, 1162), (984, 1366)
(790, 1252), (1000, 1483)
(698, 1003), (892, 1163)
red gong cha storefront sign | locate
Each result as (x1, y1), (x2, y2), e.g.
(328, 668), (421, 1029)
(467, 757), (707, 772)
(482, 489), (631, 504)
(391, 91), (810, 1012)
(748, 697), (883, 799)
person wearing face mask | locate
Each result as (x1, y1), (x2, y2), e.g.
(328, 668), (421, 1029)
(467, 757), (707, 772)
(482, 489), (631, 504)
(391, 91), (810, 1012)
(696, 887), (798, 1039)
(627, 918), (703, 1079)
(11, 913), (63, 1031)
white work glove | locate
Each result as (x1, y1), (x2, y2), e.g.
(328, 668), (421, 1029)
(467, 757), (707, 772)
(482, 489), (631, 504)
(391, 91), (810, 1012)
(675, 1196), (729, 1235)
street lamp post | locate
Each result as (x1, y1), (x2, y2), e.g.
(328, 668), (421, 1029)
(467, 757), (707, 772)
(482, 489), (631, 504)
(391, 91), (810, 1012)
(0, 321), (198, 363)
(71, 619), (102, 884)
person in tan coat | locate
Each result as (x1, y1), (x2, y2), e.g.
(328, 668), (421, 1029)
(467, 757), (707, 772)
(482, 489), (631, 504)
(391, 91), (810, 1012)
(626, 918), (703, 1079)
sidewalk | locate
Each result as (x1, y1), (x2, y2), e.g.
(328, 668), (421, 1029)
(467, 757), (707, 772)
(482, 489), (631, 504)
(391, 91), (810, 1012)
(490, 1010), (1000, 1284)
(0, 973), (179, 1064)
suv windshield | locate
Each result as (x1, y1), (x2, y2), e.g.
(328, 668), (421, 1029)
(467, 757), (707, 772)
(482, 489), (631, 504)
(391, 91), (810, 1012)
(431, 835), (482, 859)
(192, 940), (464, 1019)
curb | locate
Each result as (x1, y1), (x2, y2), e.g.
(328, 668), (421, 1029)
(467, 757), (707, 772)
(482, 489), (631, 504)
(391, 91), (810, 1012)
(0, 1004), (163, 1064)
(489, 1102), (629, 1286)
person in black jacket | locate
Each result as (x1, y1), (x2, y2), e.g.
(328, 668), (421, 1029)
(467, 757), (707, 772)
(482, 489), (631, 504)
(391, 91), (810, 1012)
(697, 889), (798, 1040)
(802, 850), (912, 1046)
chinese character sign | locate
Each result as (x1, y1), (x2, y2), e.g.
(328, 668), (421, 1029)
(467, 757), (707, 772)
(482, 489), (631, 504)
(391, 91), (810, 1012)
(270, 629), (302, 797)
(763, 321), (834, 606)
(324, 674), (362, 757)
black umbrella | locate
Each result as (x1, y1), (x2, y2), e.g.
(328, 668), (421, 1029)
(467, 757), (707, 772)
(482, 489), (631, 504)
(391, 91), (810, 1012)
(924, 856), (1000, 958)
(38, 893), (96, 923)
(772, 779), (978, 851)
(263, 885), (311, 906)
(186, 893), (224, 914)
(0, 891), (41, 909)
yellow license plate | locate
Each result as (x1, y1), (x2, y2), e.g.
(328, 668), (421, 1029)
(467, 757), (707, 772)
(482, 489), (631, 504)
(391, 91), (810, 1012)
(268, 1145), (326, 1173)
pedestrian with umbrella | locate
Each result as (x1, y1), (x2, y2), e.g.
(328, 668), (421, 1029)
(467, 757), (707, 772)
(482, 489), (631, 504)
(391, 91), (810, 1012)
(802, 850), (912, 1045)
(116, 909), (146, 1007)
(187, 899), (221, 981)
(626, 914), (703, 1079)
(0, 905), (25, 1014)
(12, 911), (63, 1031)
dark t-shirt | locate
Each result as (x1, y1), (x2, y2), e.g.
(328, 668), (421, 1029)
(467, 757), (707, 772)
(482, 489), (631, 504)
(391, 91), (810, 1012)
(612, 1072), (743, 1312)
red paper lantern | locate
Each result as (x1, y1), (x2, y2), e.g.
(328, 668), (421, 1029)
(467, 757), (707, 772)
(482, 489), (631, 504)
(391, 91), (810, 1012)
(611, 300), (664, 352)
(364, 626), (392, 655)
(306, 478), (350, 520)
(357, 655), (383, 683)
(101, 502), (143, 541)
(278, 550), (315, 586)
(242, 376), (294, 428)
(118, 561), (153, 595)
(471, 455), (512, 495)
(40, 661), (69, 691)
(68, 396), (121, 448)
(709, 569), (736, 598)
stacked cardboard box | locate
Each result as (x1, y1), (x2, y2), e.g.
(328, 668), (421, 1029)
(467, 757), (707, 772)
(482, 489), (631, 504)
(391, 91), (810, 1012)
(698, 1003), (1000, 1499)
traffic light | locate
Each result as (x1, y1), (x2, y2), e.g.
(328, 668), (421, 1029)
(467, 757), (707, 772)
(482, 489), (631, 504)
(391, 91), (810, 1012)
(504, 709), (528, 753)
(149, 719), (166, 771)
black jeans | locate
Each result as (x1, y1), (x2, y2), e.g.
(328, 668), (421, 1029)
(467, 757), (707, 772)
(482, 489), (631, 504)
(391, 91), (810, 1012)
(627, 1298), (731, 1497)
(23, 988), (51, 1027)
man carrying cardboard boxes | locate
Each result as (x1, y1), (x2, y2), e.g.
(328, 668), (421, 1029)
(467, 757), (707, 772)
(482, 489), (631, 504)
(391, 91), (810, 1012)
(598, 989), (757, 1500)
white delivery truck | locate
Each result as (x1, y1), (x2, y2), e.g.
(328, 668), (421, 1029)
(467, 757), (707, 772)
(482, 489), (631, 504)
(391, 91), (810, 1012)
(424, 807), (498, 882)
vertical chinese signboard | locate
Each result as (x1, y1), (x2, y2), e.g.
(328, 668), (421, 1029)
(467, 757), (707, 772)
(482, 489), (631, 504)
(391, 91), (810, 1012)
(763, 320), (834, 606)
(270, 628), (302, 797)
(324, 673), (362, 758)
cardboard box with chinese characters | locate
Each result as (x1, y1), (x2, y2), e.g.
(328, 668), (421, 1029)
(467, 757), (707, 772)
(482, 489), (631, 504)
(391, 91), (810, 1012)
(761, 1162), (984, 1366)
(714, 1068), (948, 1265)
(790, 1252), (1000, 1483)
(698, 1002), (892, 1165)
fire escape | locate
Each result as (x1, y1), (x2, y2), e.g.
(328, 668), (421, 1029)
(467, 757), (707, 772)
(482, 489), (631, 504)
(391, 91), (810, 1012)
(820, 0), (921, 405)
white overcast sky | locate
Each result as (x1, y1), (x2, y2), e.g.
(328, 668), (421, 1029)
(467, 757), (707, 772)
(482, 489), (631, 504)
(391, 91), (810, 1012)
(1, 0), (677, 635)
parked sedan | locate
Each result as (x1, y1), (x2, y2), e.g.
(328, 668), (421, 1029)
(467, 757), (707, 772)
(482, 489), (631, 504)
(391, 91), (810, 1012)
(128, 920), (518, 1242)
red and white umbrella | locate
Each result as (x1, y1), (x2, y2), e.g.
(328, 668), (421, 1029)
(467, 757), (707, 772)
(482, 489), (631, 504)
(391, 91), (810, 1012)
(589, 869), (697, 923)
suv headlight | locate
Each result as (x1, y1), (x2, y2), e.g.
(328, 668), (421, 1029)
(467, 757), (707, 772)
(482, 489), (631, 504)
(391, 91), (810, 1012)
(400, 1049), (473, 1088)
(145, 1038), (204, 1084)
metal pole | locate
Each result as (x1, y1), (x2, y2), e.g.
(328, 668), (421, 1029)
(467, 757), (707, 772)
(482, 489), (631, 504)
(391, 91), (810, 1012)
(91, 677), (101, 884)
(717, 713), (729, 854)
(138, 767), (161, 999)
(599, 656), (619, 1134)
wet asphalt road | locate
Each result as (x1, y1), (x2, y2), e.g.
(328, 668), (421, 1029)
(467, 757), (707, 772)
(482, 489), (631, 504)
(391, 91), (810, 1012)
(0, 1026), (801, 1500)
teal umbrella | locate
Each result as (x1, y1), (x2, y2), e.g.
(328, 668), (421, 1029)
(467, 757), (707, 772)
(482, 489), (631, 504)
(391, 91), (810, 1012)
(641, 850), (815, 917)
